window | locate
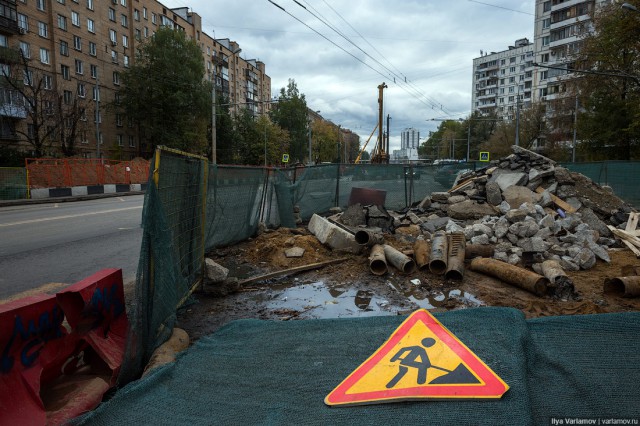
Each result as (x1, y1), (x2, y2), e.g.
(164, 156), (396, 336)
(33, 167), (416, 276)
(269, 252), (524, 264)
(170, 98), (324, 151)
(542, 36), (550, 46)
(120, 0), (126, 5)
(87, 18), (95, 33)
(117, 135), (123, 147)
(508, 96), (514, 102)
(129, 136), (135, 147)
(75, 59), (84, 74)
(73, 35), (82, 50)
(542, 18), (550, 29)
(143, 7), (147, 19)
(60, 40), (69, 56)
(540, 70), (548, 80)
(37, 0), (45, 11)
(509, 76), (515, 83)
(116, 113), (123, 126)
(37, 21), (48, 38)
(121, 15), (128, 27)
(111, 50), (118, 63)
(113, 71), (120, 85)
(109, 29), (117, 44)
(43, 74), (53, 90)
(19, 41), (30, 59)
(109, 8), (115, 21)
(134, 9), (140, 21)
(510, 57), (516, 64)
(122, 35), (128, 47)
(63, 90), (72, 104)
(123, 55), (129, 67)
(18, 13), (28, 31)
(39, 48), (50, 64)
(61, 64), (70, 80)
(135, 29), (141, 40)
(114, 92), (121, 105)
(57, 0), (65, 4)
(151, 13), (156, 24)
(87, 0), (94, 10)
(543, 1), (550, 12)
(90, 64), (97, 78)
(509, 66), (516, 73)
(72, 11), (80, 26)
(92, 86), (100, 101)
(144, 27), (149, 37)
(58, 15), (67, 30)
(23, 70), (33, 86)
(89, 41), (96, 56)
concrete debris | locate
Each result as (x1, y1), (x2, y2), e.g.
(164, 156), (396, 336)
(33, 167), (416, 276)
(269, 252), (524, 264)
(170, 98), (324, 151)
(205, 258), (229, 283)
(285, 247), (306, 258)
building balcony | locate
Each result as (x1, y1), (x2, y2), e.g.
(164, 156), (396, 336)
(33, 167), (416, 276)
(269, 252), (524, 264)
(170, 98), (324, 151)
(0, 103), (26, 118)
(550, 0), (582, 11)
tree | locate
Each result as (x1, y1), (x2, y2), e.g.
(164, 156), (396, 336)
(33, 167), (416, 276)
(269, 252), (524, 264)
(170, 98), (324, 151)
(571, 1), (640, 160)
(270, 79), (308, 163)
(119, 27), (210, 155)
(310, 120), (340, 163)
(0, 49), (89, 157)
(213, 93), (237, 164)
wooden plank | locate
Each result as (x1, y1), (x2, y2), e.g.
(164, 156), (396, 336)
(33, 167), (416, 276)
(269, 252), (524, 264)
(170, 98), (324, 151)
(625, 212), (639, 232)
(535, 187), (577, 214)
(237, 257), (349, 286)
(608, 226), (640, 257)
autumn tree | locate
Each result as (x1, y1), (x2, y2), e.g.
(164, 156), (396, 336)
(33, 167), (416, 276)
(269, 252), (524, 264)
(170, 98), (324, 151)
(310, 119), (340, 163)
(119, 27), (210, 154)
(270, 79), (308, 163)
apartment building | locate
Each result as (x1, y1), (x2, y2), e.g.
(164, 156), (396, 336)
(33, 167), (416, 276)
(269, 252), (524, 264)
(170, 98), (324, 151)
(0, 0), (271, 160)
(471, 38), (535, 120)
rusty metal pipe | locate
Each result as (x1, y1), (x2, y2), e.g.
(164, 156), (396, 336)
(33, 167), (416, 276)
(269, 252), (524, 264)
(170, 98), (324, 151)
(413, 239), (430, 271)
(429, 231), (448, 275)
(355, 229), (385, 246)
(369, 244), (388, 276)
(383, 244), (416, 274)
(469, 257), (549, 296)
(604, 276), (640, 298)
(445, 233), (466, 280)
(465, 244), (495, 260)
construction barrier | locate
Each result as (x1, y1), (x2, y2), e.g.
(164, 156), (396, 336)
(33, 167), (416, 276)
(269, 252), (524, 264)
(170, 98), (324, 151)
(0, 167), (28, 200)
(0, 269), (128, 425)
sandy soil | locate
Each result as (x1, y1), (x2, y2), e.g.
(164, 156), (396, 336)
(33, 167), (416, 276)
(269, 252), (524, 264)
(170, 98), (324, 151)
(177, 225), (640, 342)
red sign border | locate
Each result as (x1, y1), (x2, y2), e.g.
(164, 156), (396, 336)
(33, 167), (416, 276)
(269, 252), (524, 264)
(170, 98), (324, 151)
(325, 309), (509, 406)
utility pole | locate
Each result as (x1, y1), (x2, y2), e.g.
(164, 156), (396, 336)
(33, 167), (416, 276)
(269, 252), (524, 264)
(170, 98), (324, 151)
(466, 123), (471, 162)
(386, 114), (391, 164)
(373, 82), (387, 163)
(515, 88), (520, 147)
(211, 66), (217, 164)
(308, 124), (312, 165)
(572, 94), (578, 163)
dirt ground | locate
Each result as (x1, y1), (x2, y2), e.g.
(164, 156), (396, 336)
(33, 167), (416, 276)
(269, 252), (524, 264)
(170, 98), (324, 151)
(177, 224), (640, 343)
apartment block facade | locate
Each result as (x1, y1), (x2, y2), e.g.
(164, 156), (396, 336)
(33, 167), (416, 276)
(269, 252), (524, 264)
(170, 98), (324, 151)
(471, 38), (535, 121)
(0, 0), (271, 160)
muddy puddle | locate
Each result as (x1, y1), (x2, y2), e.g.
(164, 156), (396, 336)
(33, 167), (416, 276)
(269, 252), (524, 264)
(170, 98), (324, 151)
(253, 278), (484, 319)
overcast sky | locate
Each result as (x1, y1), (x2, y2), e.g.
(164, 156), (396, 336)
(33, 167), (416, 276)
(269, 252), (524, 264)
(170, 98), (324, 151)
(160, 0), (535, 152)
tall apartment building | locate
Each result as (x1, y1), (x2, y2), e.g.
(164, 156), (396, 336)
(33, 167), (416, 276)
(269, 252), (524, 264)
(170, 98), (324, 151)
(0, 0), (271, 160)
(471, 38), (535, 120)
(392, 127), (420, 162)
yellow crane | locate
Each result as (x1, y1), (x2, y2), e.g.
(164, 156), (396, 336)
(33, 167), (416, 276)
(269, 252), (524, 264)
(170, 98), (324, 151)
(354, 124), (378, 164)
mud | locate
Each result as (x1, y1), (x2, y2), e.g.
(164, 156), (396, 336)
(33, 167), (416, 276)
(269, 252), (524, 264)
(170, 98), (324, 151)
(177, 227), (640, 343)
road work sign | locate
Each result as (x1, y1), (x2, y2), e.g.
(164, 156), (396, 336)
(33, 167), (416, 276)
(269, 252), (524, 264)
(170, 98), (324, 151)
(479, 152), (490, 162)
(325, 309), (509, 406)
(282, 153), (289, 163)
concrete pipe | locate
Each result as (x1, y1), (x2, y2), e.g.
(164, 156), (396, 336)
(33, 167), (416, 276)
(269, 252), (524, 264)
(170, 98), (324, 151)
(429, 231), (448, 275)
(383, 244), (416, 274)
(355, 229), (385, 247)
(413, 239), (430, 271)
(369, 244), (388, 276)
(469, 257), (549, 296)
(604, 276), (640, 298)
(445, 233), (466, 280)
(465, 244), (495, 260)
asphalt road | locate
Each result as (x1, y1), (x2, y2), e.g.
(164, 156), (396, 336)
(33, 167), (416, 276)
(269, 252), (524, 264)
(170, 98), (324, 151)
(0, 195), (144, 299)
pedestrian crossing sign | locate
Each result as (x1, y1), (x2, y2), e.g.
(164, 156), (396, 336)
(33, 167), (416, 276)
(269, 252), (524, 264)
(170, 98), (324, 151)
(324, 309), (509, 406)
(282, 153), (289, 163)
(479, 152), (490, 162)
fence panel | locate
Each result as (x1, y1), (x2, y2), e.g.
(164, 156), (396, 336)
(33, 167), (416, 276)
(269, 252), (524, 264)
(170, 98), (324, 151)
(562, 161), (640, 208)
(0, 167), (28, 200)
(26, 158), (150, 188)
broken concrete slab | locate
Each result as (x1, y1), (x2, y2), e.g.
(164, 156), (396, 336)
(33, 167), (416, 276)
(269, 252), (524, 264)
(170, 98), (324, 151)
(485, 181), (502, 206)
(447, 200), (497, 220)
(285, 247), (306, 258)
(308, 214), (361, 254)
(205, 259), (229, 283)
(493, 172), (528, 192)
(502, 186), (541, 210)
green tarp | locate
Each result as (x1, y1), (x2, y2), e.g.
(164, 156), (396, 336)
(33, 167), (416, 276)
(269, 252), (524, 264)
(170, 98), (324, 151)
(76, 308), (640, 425)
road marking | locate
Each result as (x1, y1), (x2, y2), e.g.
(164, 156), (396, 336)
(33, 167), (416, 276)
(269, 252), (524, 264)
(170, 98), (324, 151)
(0, 206), (142, 227)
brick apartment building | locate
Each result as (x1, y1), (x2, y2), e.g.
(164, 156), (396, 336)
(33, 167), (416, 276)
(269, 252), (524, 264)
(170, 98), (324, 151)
(0, 0), (271, 160)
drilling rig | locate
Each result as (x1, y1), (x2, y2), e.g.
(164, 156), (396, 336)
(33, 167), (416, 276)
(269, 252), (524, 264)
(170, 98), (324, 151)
(370, 82), (389, 164)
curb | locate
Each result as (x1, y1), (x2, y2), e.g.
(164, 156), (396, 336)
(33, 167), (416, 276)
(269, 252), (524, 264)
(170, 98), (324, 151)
(0, 189), (146, 207)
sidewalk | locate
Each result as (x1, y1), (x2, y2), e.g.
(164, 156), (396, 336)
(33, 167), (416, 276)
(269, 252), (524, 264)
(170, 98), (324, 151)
(0, 189), (146, 207)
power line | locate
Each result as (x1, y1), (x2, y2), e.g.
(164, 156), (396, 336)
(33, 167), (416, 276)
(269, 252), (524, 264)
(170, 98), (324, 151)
(467, 0), (535, 16)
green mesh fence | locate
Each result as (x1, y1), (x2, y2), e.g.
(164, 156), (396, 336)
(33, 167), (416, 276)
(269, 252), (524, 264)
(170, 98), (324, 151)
(119, 148), (206, 385)
(0, 167), (28, 200)
(562, 161), (640, 208)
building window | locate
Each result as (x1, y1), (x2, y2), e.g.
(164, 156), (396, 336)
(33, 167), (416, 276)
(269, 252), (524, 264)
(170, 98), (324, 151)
(135, 28), (141, 40)
(113, 71), (120, 85)
(18, 14), (28, 31)
(152, 13), (156, 24)
(90, 64), (97, 78)
(63, 90), (72, 104)
(129, 135), (135, 147)
(39, 48), (50, 64)
(117, 135), (123, 146)
(123, 55), (129, 67)
(509, 76), (515, 83)
(57, 15), (67, 30)
(109, 8), (115, 21)
(73, 35), (82, 51)
(109, 29), (117, 44)
(509, 66), (516, 73)
(43, 74), (53, 89)
(87, 0), (94, 10)
(92, 86), (100, 101)
(143, 7), (147, 19)
(542, 36), (550, 47)
(543, 18), (550, 29)
(61, 64), (70, 80)
(540, 70), (548, 80)
(59, 40), (68, 56)
(37, 22), (48, 38)
(121, 14), (128, 28)
(20, 41), (30, 58)
(77, 83), (86, 97)
(134, 9), (140, 21)
(116, 113), (123, 126)
(89, 41), (96, 56)
(114, 92), (121, 105)
(37, 0), (45, 11)
(71, 11), (80, 26)
(75, 59), (83, 74)
(543, 1), (550, 12)
(120, 0), (126, 6)
(122, 35), (128, 47)
(23, 70), (33, 86)
(57, 0), (65, 4)
(144, 27), (149, 37)
(87, 18), (95, 33)
(111, 50), (118, 63)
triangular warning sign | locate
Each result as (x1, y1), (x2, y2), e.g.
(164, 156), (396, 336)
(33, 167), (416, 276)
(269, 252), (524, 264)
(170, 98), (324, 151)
(325, 309), (509, 406)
